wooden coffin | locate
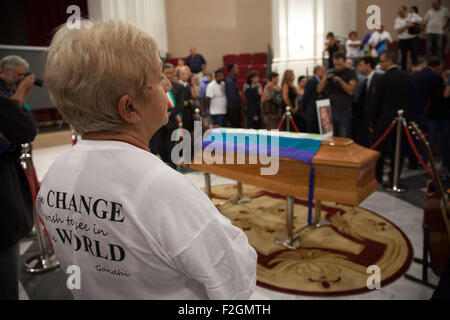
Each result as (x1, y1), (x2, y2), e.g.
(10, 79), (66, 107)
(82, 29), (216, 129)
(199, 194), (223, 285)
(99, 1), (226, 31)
(184, 137), (380, 206)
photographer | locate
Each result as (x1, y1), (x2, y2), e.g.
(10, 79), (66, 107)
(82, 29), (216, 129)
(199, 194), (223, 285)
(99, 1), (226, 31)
(317, 52), (358, 138)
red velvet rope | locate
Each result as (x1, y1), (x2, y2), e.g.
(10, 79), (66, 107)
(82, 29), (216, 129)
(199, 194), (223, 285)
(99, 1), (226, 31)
(370, 123), (395, 150)
(277, 116), (300, 133)
(277, 117), (284, 131)
(289, 117), (301, 133)
(23, 164), (55, 254)
(403, 124), (435, 178)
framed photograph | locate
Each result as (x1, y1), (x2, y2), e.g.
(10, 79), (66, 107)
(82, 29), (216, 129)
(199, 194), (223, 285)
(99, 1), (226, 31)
(316, 99), (333, 140)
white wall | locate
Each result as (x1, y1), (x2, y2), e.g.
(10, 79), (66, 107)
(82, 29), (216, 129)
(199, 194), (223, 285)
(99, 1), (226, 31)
(271, 0), (357, 78)
(87, 0), (169, 57)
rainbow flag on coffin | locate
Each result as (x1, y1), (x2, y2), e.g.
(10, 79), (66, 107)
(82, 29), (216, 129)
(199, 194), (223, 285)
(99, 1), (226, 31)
(202, 129), (323, 225)
(202, 129), (322, 164)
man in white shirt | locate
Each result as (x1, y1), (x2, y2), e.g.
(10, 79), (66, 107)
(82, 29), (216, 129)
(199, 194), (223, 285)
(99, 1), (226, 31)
(206, 69), (228, 127)
(395, 5), (420, 70)
(368, 23), (393, 58)
(423, 0), (450, 59)
(346, 31), (362, 62)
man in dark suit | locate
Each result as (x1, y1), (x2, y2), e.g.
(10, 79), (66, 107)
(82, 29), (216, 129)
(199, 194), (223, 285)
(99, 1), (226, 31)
(371, 50), (412, 185)
(356, 57), (384, 147)
(150, 63), (185, 169)
(297, 65), (326, 134)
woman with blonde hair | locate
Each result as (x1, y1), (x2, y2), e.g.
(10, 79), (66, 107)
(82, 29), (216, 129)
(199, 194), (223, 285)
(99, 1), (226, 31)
(38, 20), (257, 300)
(280, 70), (298, 131)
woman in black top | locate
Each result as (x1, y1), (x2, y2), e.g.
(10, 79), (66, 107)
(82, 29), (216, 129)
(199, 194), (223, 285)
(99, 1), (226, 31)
(244, 71), (262, 129)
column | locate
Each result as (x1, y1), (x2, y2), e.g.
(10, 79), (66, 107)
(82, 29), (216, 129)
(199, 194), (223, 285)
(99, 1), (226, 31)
(87, 0), (169, 58)
(271, 0), (357, 78)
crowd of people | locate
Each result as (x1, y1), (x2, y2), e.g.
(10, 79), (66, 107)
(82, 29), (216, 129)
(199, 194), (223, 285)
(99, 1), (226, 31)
(0, 2), (449, 301)
(151, 0), (449, 184)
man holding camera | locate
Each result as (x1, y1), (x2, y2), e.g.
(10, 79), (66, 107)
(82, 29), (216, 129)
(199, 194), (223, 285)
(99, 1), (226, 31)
(0, 55), (38, 300)
(0, 55), (36, 103)
(317, 52), (358, 138)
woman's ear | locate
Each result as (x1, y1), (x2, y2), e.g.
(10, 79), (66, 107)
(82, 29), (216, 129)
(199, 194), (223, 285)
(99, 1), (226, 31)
(117, 95), (140, 124)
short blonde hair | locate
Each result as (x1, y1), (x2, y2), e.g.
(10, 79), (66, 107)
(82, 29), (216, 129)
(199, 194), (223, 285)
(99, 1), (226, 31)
(0, 55), (29, 72)
(45, 20), (159, 134)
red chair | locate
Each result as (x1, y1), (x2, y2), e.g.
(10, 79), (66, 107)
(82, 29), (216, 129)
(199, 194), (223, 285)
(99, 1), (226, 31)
(223, 54), (238, 67)
(237, 78), (246, 103)
(238, 53), (252, 65)
(167, 58), (178, 66)
(221, 66), (229, 78)
(238, 65), (251, 79)
(252, 64), (267, 77)
(253, 52), (267, 65)
(388, 40), (398, 51)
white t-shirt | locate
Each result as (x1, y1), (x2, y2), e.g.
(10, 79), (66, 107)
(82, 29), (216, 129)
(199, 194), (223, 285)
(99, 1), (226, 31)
(206, 81), (227, 115)
(395, 14), (424, 40)
(369, 31), (393, 57)
(425, 7), (449, 35)
(346, 40), (362, 58)
(395, 16), (414, 40)
(36, 140), (257, 300)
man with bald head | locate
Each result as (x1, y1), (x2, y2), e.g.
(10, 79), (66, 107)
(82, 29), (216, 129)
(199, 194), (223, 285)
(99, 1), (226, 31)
(368, 23), (393, 58)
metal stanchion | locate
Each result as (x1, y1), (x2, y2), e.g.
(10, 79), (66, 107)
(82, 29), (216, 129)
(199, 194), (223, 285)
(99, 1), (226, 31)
(71, 126), (78, 146)
(194, 108), (201, 122)
(278, 106), (293, 132)
(284, 107), (291, 132)
(20, 143), (60, 274)
(217, 181), (251, 207)
(384, 110), (408, 193)
(275, 196), (302, 250)
(204, 173), (212, 199)
(312, 200), (331, 228)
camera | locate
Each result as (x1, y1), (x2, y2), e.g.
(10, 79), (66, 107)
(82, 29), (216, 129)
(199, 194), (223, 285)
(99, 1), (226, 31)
(327, 69), (336, 81)
(24, 72), (44, 87)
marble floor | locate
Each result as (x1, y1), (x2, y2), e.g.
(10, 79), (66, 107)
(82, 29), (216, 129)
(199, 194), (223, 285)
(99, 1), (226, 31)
(17, 143), (449, 300)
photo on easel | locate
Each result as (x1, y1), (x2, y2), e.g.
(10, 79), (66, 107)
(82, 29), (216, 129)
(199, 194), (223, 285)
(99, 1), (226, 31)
(316, 99), (333, 140)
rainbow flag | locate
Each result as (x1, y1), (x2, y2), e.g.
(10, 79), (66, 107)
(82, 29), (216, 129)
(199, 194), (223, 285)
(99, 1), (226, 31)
(376, 40), (387, 56)
(361, 32), (372, 56)
(202, 129), (322, 164)
(167, 91), (183, 141)
(202, 128), (323, 225)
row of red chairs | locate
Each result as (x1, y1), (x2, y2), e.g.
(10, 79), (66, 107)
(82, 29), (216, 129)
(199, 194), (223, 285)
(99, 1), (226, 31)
(221, 64), (267, 79)
(167, 57), (186, 66)
(223, 52), (267, 66)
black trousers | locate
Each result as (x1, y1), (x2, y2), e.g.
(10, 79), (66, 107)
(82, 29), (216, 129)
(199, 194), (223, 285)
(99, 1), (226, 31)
(227, 107), (241, 128)
(0, 243), (19, 300)
(399, 38), (418, 71)
(182, 105), (194, 133)
(375, 126), (406, 185)
(154, 126), (177, 168)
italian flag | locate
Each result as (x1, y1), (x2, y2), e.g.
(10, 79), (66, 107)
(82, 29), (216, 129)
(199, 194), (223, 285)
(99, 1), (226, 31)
(167, 91), (183, 141)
